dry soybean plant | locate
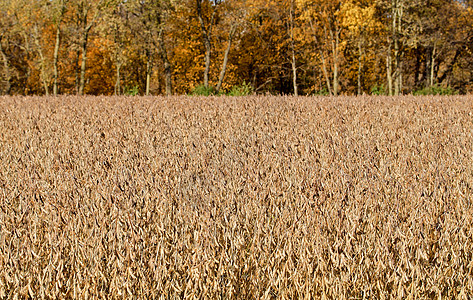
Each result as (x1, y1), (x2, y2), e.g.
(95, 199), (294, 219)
(0, 95), (472, 299)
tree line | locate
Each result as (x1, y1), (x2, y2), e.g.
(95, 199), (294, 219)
(0, 0), (472, 96)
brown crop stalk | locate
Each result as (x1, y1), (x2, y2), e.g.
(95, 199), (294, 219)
(0, 95), (472, 298)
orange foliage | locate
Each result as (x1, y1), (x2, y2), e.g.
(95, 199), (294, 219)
(1, 0), (472, 95)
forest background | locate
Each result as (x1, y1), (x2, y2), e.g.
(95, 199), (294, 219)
(0, 0), (472, 96)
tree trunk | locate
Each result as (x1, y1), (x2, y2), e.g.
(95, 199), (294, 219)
(289, 1), (298, 96)
(146, 48), (151, 96)
(291, 47), (298, 96)
(309, 18), (332, 95)
(53, 25), (61, 96)
(164, 61), (172, 96)
(158, 29), (172, 96)
(330, 27), (340, 96)
(321, 53), (332, 95)
(216, 25), (236, 94)
(430, 44), (436, 87)
(387, 50), (393, 96)
(398, 67), (402, 93)
(77, 0), (103, 95)
(392, 0), (403, 95)
(39, 51), (49, 96)
(113, 21), (123, 95)
(357, 39), (362, 95)
(74, 49), (80, 94)
(114, 63), (121, 95)
(196, 0), (216, 88)
(53, 1), (66, 96)
(78, 33), (88, 95)
(393, 30), (401, 96)
(203, 39), (211, 88)
(33, 26), (49, 96)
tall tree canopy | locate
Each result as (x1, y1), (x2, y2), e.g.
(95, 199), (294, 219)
(0, 0), (472, 95)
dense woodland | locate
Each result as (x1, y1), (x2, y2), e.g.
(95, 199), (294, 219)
(0, 0), (472, 96)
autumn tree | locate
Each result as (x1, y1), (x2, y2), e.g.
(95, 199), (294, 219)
(120, 0), (175, 95)
(30, 0), (54, 95)
(376, 0), (423, 95)
(1, 0), (473, 95)
(171, 0), (249, 94)
(70, 0), (114, 95)
(288, 0), (299, 95)
(214, 0), (249, 94)
(298, 0), (344, 95)
(0, 33), (12, 94)
(5, 0), (52, 95)
(229, 0), (304, 95)
(195, 0), (222, 88)
(102, 4), (127, 95)
(427, 0), (473, 93)
(0, 0), (15, 94)
(340, 0), (380, 94)
(52, 0), (69, 95)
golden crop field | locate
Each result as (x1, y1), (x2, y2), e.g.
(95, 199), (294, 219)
(0, 95), (472, 299)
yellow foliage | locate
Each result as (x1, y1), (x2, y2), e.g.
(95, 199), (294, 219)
(340, 0), (378, 36)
